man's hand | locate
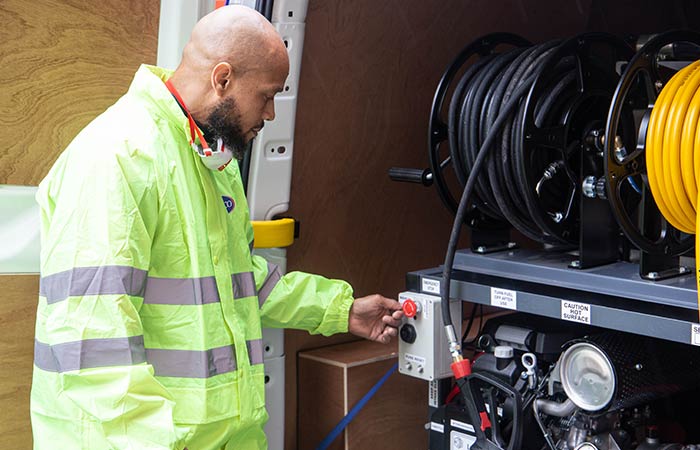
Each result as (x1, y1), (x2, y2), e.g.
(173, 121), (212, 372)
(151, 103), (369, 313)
(348, 294), (404, 344)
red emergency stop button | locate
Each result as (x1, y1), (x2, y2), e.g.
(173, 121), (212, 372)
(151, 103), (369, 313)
(402, 298), (419, 318)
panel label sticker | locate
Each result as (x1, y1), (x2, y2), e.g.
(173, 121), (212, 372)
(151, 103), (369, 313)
(561, 300), (591, 324)
(422, 278), (441, 294)
(430, 422), (444, 433)
(450, 419), (475, 433)
(490, 287), (517, 310)
(692, 323), (700, 346)
(405, 353), (427, 366)
(429, 380), (439, 408)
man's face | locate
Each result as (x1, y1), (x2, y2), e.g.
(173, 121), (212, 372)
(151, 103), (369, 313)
(206, 61), (288, 159)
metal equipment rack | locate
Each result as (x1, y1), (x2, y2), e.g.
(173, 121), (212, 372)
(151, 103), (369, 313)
(406, 248), (700, 346)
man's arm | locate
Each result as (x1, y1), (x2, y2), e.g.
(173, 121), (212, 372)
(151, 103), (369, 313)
(251, 254), (355, 335)
(250, 250), (403, 339)
(34, 144), (187, 449)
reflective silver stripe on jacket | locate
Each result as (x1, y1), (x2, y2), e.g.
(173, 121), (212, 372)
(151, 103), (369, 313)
(35, 337), (265, 375)
(231, 272), (257, 299)
(40, 266), (148, 304)
(246, 338), (265, 365)
(34, 336), (146, 372)
(144, 276), (220, 305)
(258, 262), (281, 307)
(40, 266), (257, 305)
(145, 273), (256, 304)
(145, 345), (237, 378)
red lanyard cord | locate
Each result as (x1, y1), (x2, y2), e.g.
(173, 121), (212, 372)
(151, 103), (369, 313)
(164, 79), (209, 149)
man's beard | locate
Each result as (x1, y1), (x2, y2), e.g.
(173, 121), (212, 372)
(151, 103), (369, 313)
(204, 97), (248, 161)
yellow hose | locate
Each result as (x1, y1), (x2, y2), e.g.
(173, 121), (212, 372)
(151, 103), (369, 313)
(646, 60), (700, 318)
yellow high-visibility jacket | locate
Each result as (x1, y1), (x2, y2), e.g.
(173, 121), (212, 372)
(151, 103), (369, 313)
(31, 65), (354, 450)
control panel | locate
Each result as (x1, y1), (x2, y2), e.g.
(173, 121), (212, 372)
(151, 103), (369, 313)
(398, 291), (462, 381)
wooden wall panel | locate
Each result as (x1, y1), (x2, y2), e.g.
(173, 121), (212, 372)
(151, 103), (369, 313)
(285, 2), (592, 447)
(288, 0), (594, 297)
(0, 0), (160, 447)
(0, 0), (161, 186)
(285, 1), (700, 448)
(0, 276), (39, 450)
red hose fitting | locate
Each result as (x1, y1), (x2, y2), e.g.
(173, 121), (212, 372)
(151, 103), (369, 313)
(451, 358), (472, 379)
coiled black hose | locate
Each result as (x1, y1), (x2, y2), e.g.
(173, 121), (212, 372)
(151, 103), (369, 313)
(441, 38), (587, 338)
(441, 74), (537, 330)
(447, 39), (580, 245)
(448, 56), (498, 216)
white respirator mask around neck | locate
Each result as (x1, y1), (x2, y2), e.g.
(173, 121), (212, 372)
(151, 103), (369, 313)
(165, 79), (233, 172)
(191, 137), (234, 172)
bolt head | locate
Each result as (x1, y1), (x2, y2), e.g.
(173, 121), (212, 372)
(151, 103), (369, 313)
(582, 176), (597, 198)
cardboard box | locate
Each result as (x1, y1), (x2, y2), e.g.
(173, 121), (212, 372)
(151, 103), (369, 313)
(298, 340), (427, 450)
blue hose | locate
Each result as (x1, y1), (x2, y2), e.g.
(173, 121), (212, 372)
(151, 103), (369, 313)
(315, 362), (399, 450)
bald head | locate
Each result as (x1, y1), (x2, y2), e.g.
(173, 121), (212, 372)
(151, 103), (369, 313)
(179, 6), (287, 78)
(168, 6), (289, 157)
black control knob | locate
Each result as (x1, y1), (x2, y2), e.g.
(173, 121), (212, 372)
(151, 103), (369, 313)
(400, 324), (417, 344)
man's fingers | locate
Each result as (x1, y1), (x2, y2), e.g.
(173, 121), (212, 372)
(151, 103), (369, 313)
(382, 314), (401, 328)
(373, 325), (399, 344)
(381, 296), (402, 311)
(378, 329), (396, 344)
(391, 310), (404, 320)
(377, 334), (391, 344)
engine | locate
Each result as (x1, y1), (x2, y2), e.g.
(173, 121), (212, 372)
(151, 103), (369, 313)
(428, 314), (700, 450)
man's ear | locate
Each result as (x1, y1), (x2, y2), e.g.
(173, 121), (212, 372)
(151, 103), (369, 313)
(211, 62), (233, 95)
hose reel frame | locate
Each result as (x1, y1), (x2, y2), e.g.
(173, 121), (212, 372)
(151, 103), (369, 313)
(428, 32), (531, 217)
(432, 32), (635, 264)
(520, 33), (635, 257)
(605, 30), (700, 259)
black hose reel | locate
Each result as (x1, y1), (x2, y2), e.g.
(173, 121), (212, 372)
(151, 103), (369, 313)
(427, 32), (532, 216)
(391, 32), (532, 253)
(391, 32), (634, 268)
(519, 34), (633, 267)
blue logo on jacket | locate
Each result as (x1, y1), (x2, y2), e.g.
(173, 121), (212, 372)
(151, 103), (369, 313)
(222, 196), (235, 213)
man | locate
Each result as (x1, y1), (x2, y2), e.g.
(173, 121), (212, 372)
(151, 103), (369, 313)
(31, 6), (402, 449)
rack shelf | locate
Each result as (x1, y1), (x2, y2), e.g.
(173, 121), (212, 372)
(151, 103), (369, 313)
(406, 249), (700, 346)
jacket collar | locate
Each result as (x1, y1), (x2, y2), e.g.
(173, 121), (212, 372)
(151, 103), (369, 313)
(128, 64), (205, 144)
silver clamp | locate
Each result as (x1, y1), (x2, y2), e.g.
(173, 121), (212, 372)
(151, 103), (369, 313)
(522, 352), (538, 389)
